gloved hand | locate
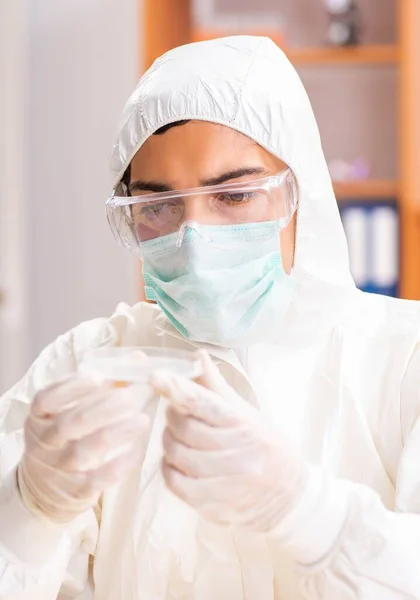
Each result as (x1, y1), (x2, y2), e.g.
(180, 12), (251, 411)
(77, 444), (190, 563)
(151, 350), (310, 532)
(18, 375), (150, 523)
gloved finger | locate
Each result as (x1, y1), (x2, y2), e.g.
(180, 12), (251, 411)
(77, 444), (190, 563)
(162, 459), (236, 507)
(166, 406), (254, 451)
(20, 454), (89, 505)
(161, 459), (201, 507)
(80, 441), (146, 493)
(34, 437), (146, 499)
(163, 428), (247, 478)
(150, 370), (239, 427)
(194, 350), (239, 400)
(58, 413), (150, 471)
(25, 389), (139, 454)
(22, 447), (132, 520)
(32, 375), (108, 417)
(42, 386), (143, 445)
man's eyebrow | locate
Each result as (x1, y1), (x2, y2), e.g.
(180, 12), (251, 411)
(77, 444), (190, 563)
(200, 167), (267, 187)
(128, 167), (268, 194)
(129, 180), (173, 194)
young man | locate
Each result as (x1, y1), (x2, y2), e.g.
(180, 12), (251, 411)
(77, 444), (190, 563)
(1, 36), (420, 599)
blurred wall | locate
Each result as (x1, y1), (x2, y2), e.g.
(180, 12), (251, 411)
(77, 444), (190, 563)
(24, 0), (139, 364)
(0, 0), (27, 392)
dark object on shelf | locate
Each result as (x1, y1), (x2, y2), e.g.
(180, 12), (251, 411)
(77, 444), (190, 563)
(324, 0), (361, 47)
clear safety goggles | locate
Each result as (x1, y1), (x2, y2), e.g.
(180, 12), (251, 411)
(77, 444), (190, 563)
(106, 167), (298, 255)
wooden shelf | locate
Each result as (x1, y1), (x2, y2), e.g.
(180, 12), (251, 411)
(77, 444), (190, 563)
(192, 30), (285, 48)
(192, 32), (399, 65)
(287, 45), (399, 66)
(145, 2), (420, 299)
(334, 179), (398, 200)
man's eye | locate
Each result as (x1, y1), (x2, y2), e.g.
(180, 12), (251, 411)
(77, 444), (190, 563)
(217, 192), (255, 205)
(140, 201), (178, 219)
(141, 203), (166, 216)
(135, 201), (184, 225)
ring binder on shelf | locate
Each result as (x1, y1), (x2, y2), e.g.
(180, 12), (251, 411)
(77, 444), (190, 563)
(339, 198), (399, 297)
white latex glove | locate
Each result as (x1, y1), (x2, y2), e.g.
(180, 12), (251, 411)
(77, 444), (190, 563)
(18, 375), (150, 523)
(151, 350), (310, 532)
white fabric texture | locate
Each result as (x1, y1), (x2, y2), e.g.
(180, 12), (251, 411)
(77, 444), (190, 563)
(0, 35), (420, 599)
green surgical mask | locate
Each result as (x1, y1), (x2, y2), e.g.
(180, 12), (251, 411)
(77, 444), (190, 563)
(141, 221), (295, 347)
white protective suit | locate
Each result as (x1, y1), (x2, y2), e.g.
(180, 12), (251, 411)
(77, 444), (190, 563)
(1, 35), (420, 600)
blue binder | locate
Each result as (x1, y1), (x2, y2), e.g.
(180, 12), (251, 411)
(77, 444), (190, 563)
(339, 199), (399, 297)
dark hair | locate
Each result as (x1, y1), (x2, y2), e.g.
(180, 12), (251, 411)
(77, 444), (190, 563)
(154, 120), (190, 135)
(121, 120), (191, 192)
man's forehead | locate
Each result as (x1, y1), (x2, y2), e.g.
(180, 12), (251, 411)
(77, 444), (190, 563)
(131, 122), (271, 176)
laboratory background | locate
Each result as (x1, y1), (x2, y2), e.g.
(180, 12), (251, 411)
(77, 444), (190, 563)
(0, 0), (419, 394)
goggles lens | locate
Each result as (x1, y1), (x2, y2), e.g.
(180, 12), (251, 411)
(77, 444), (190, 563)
(106, 168), (298, 253)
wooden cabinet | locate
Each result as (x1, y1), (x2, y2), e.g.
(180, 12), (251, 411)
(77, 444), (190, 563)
(141, 0), (420, 299)
(399, 0), (420, 299)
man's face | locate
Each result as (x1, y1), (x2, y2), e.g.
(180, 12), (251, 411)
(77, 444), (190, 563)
(130, 121), (296, 273)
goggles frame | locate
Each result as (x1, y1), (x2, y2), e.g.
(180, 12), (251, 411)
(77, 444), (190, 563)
(106, 167), (298, 253)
